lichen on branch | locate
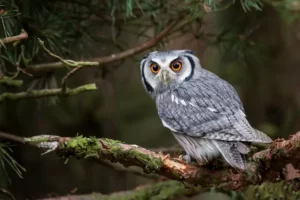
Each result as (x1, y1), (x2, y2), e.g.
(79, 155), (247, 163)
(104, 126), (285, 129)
(0, 77), (23, 87)
(0, 83), (97, 104)
(18, 131), (300, 191)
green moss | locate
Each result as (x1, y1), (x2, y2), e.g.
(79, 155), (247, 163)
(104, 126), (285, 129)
(0, 78), (23, 87)
(124, 148), (163, 173)
(58, 136), (164, 174)
(59, 136), (100, 159)
(96, 138), (164, 173)
(242, 181), (300, 200)
(98, 180), (187, 200)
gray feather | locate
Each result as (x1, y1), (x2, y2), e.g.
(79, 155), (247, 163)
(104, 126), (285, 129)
(173, 132), (220, 164)
(157, 69), (272, 143)
(236, 142), (251, 154)
(213, 140), (247, 170)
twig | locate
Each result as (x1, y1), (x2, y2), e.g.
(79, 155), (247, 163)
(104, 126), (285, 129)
(0, 188), (16, 200)
(0, 131), (24, 143)
(0, 77), (23, 87)
(35, 20), (177, 90)
(37, 39), (98, 68)
(62, 20), (178, 77)
(60, 65), (81, 92)
(0, 29), (28, 45)
(27, 20), (178, 74)
(0, 83), (97, 104)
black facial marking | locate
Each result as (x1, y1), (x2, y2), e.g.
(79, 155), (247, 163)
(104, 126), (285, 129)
(183, 55), (195, 81)
(141, 60), (154, 93)
(184, 50), (195, 55)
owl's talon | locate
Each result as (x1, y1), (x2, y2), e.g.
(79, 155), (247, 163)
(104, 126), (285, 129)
(174, 154), (191, 164)
(196, 160), (209, 166)
(162, 154), (170, 161)
(182, 155), (192, 163)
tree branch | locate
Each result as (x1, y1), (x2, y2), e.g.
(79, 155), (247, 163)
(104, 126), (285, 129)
(3, 130), (300, 190)
(0, 77), (23, 87)
(98, 159), (160, 179)
(21, 135), (249, 190)
(0, 131), (24, 143)
(0, 83), (97, 104)
(26, 20), (178, 73)
(1, 131), (292, 190)
(0, 29), (28, 45)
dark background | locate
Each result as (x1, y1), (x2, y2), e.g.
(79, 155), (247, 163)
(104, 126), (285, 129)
(0, 1), (300, 199)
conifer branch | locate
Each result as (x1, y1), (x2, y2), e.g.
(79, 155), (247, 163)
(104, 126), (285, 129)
(0, 83), (97, 104)
(0, 77), (23, 87)
(0, 131), (24, 144)
(0, 131), (293, 191)
(26, 20), (178, 73)
(1, 131), (300, 191)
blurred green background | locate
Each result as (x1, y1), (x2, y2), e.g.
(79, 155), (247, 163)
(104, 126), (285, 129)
(0, 0), (300, 199)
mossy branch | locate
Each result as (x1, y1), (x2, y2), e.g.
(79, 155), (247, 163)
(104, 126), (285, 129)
(0, 83), (97, 104)
(0, 77), (23, 87)
(5, 131), (295, 191)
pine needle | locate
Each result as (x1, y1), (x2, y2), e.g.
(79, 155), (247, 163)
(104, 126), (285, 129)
(0, 143), (26, 183)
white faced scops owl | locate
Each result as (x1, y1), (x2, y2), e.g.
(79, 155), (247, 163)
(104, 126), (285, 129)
(140, 50), (272, 170)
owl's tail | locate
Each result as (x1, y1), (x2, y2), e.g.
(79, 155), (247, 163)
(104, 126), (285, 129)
(252, 128), (273, 143)
(213, 140), (249, 170)
(233, 117), (273, 144)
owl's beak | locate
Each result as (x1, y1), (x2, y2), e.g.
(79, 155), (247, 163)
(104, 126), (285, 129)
(156, 69), (174, 84)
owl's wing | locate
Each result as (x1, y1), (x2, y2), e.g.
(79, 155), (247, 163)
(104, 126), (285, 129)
(157, 70), (272, 143)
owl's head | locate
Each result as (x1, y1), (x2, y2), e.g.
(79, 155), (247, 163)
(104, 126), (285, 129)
(140, 50), (202, 95)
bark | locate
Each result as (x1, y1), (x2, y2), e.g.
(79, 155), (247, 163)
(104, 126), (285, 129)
(15, 131), (300, 191)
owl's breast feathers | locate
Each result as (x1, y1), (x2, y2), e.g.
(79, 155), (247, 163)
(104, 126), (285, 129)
(156, 69), (272, 144)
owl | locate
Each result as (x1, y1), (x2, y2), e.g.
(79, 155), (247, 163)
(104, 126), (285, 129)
(139, 50), (272, 170)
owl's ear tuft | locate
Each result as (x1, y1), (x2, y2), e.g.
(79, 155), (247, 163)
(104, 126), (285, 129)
(184, 50), (195, 55)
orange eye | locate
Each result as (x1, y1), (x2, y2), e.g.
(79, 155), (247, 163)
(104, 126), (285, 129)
(170, 61), (182, 71)
(150, 63), (160, 74)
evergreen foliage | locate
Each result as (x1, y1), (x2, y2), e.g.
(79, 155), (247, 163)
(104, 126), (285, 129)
(0, 0), (299, 198)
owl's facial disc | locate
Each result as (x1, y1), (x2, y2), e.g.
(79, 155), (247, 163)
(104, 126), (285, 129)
(155, 69), (176, 84)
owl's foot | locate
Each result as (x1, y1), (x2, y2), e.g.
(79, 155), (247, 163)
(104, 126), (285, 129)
(162, 154), (170, 161)
(196, 160), (209, 166)
(182, 155), (192, 163)
(174, 154), (192, 164)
